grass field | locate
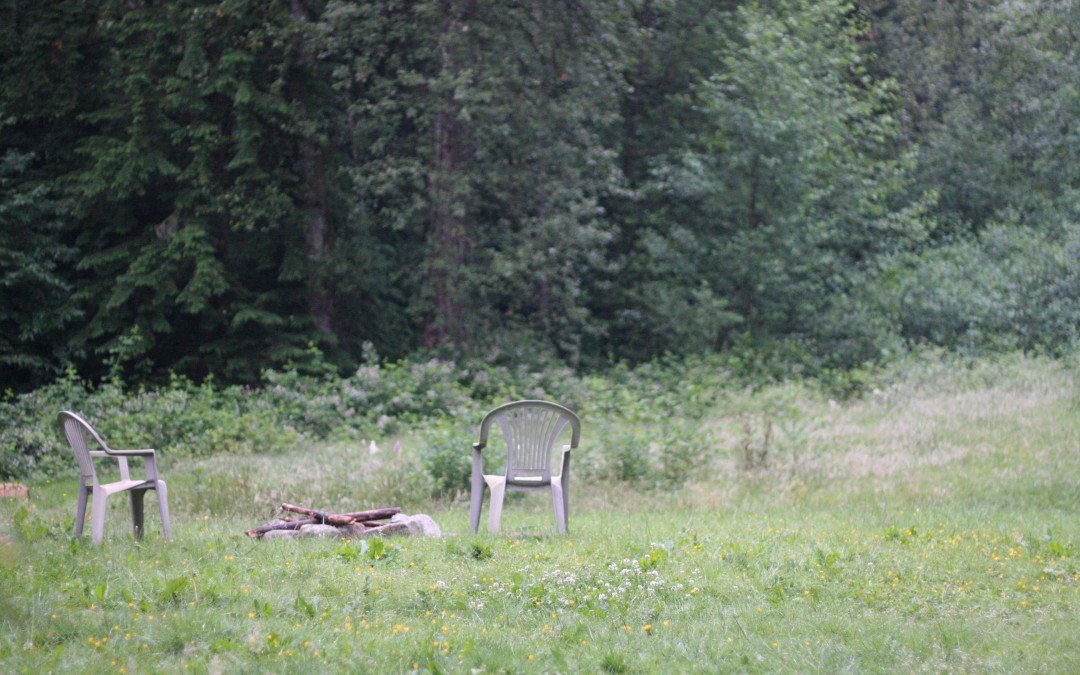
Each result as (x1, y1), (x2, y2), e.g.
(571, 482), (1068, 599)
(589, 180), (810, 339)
(3, 354), (1080, 673)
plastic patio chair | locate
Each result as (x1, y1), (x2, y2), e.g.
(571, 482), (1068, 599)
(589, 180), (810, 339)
(58, 411), (172, 544)
(469, 400), (581, 535)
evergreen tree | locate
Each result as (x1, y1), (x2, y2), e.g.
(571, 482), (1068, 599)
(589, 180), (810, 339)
(68, 0), (340, 381)
(323, 0), (628, 364)
(0, 0), (105, 387)
(0, 150), (78, 389)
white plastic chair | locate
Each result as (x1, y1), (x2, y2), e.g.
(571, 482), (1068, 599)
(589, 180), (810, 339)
(469, 400), (581, 534)
(58, 411), (172, 544)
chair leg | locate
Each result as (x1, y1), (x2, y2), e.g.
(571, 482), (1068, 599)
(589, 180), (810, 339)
(90, 486), (108, 544)
(130, 489), (146, 540)
(156, 481), (172, 542)
(75, 486), (89, 538)
(469, 473), (485, 534)
(550, 481), (567, 535)
(562, 467), (570, 533)
(487, 481), (506, 534)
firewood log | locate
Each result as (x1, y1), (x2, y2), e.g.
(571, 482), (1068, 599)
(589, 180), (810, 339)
(279, 504), (401, 524)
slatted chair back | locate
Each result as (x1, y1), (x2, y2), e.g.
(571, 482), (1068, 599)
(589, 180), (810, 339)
(60, 412), (110, 483)
(488, 402), (578, 485)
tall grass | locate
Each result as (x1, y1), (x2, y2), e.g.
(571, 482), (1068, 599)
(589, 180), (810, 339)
(2, 352), (1079, 672)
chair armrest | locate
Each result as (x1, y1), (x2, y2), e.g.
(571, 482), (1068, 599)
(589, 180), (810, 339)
(103, 448), (156, 456)
(471, 442), (486, 475)
(101, 448), (160, 481)
(558, 444), (572, 477)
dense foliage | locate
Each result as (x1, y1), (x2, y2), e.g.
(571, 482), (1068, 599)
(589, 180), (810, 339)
(3, 0), (1079, 390)
(1, 348), (727, 484)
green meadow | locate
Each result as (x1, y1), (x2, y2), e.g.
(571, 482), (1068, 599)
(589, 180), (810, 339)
(3, 353), (1080, 673)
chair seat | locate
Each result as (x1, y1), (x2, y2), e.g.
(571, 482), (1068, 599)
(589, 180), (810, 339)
(90, 479), (159, 495)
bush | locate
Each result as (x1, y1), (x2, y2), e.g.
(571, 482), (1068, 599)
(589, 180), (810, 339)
(416, 421), (476, 499)
(0, 371), (296, 481)
(4, 347), (742, 496)
(879, 221), (1080, 355)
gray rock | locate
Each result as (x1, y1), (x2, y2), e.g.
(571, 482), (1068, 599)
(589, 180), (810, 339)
(390, 513), (442, 537)
(341, 523), (370, 539)
(262, 529), (300, 541)
(254, 513), (441, 541)
(299, 524), (346, 538)
(365, 521), (413, 537)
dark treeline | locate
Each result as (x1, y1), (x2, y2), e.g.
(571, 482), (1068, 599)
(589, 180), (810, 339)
(3, 0), (1079, 390)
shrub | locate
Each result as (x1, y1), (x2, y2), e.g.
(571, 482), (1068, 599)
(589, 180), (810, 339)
(3, 348), (744, 495)
(878, 221), (1080, 356)
(0, 371), (296, 481)
(416, 420), (475, 499)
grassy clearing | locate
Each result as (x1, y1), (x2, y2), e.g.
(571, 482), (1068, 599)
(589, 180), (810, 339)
(2, 353), (1080, 672)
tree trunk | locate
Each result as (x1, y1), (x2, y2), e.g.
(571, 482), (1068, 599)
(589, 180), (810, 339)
(291, 0), (336, 339)
(622, 3), (654, 185)
(299, 147), (335, 337)
(423, 0), (474, 350)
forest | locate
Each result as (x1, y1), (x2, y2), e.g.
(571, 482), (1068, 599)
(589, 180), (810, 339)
(3, 0), (1079, 390)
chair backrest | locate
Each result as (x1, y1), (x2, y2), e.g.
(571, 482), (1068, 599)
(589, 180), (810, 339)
(58, 411), (105, 482)
(478, 400), (581, 482)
